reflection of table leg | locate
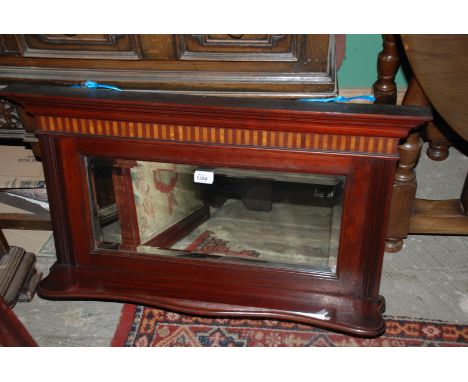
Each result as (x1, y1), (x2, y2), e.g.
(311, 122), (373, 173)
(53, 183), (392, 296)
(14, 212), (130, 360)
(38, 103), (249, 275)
(373, 34), (400, 105)
(111, 160), (140, 251)
(110, 161), (211, 251)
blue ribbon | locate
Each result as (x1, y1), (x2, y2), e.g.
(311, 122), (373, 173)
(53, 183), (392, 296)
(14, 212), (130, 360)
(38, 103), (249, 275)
(71, 80), (122, 92)
(298, 95), (375, 103)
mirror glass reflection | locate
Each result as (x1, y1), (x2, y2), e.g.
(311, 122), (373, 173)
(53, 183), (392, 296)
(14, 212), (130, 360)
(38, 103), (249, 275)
(87, 157), (345, 274)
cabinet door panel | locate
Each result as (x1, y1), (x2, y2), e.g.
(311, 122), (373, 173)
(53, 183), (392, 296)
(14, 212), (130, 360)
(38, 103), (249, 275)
(16, 34), (141, 60)
(177, 34), (299, 61)
(0, 35), (335, 97)
(0, 35), (18, 54)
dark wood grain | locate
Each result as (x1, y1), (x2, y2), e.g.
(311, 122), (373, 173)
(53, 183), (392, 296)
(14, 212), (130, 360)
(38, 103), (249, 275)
(1, 84), (431, 142)
(0, 213), (51, 230)
(0, 296), (37, 346)
(410, 199), (468, 234)
(39, 264), (386, 337)
(401, 34), (468, 141)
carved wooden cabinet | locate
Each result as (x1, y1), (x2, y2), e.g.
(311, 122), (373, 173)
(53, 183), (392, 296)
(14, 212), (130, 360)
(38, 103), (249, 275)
(1, 84), (431, 336)
(0, 34), (336, 144)
(0, 34), (335, 96)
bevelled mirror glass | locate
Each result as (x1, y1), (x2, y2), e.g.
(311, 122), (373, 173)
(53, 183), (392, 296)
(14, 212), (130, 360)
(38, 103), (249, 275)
(86, 157), (345, 274)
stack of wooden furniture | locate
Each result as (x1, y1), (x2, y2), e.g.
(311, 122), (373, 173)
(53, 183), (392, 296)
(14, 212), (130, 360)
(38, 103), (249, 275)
(0, 35), (339, 344)
(0, 36), (337, 284)
(3, 34), (457, 341)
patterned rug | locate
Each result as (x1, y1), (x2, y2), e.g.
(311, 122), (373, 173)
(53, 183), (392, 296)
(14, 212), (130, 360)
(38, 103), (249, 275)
(184, 229), (261, 259)
(111, 230), (468, 347)
(111, 305), (467, 347)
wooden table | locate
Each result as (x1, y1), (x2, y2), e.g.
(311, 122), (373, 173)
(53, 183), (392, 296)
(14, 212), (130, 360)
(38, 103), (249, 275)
(402, 35), (468, 141)
(375, 35), (468, 252)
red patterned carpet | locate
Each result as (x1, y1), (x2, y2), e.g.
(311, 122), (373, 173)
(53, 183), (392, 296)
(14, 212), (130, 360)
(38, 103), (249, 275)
(112, 230), (467, 347)
(111, 304), (467, 346)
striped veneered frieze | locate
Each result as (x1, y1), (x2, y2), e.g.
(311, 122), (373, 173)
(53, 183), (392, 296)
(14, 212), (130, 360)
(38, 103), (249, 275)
(37, 116), (399, 155)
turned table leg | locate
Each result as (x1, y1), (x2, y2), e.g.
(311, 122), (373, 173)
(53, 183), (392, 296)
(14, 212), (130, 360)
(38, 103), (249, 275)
(385, 77), (428, 252)
(373, 34), (400, 105)
(461, 174), (468, 214)
(385, 131), (422, 252)
(423, 120), (452, 161)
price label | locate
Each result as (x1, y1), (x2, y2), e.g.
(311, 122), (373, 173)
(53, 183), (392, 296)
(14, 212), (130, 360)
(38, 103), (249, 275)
(194, 170), (214, 184)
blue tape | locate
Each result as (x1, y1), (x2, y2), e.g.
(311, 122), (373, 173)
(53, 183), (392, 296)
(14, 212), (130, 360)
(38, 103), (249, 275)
(298, 95), (376, 103)
(71, 80), (122, 92)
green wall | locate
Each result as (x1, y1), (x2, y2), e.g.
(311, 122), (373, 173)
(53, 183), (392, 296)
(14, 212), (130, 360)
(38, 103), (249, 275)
(338, 34), (408, 89)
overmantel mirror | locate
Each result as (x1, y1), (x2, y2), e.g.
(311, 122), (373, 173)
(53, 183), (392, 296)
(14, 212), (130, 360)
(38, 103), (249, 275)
(1, 85), (431, 336)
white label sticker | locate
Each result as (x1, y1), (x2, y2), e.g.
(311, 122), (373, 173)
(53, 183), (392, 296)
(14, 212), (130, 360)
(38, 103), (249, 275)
(194, 170), (214, 184)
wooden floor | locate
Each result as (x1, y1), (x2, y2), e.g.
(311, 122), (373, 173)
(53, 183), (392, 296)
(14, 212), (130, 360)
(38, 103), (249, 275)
(5, 142), (468, 346)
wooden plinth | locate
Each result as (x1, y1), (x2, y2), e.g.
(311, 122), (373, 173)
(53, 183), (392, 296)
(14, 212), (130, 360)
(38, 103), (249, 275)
(38, 264), (386, 338)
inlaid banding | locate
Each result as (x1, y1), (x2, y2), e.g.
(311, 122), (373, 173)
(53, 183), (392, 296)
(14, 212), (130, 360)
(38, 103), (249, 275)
(37, 116), (398, 155)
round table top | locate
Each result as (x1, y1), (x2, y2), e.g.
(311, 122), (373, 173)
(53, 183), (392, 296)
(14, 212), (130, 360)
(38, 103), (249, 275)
(401, 35), (468, 141)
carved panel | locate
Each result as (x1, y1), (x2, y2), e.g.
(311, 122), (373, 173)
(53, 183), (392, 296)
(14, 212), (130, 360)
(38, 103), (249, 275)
(36, 34), (126, 46)
(177, 34), (299, 61)
(16, 34), (141, 60)
(0, 37), (8, 54)
(194, 34), (285, 47)
(0, 35), (19, 54)
(0, 99), (24, 139)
